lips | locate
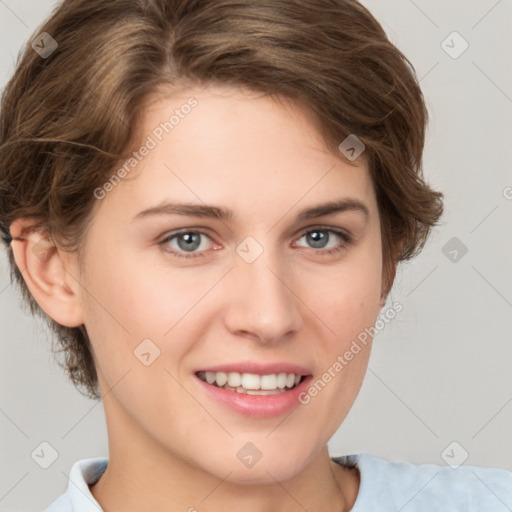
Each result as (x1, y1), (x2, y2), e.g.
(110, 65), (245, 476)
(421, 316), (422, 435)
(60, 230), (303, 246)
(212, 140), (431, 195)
(195, 372), (313, 418)
(193, 361), (313, 417)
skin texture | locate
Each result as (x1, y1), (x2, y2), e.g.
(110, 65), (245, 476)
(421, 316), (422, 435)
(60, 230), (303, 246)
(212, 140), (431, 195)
(10, 85), (390, 511)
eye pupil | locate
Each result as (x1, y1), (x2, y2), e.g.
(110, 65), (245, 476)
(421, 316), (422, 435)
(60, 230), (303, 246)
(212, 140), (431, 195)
(307, 230), (328, 249)
(177, 232), (201, 252)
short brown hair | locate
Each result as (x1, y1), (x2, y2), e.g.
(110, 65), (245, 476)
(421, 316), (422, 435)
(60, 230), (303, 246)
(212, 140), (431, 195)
(0, 0), (443, 399)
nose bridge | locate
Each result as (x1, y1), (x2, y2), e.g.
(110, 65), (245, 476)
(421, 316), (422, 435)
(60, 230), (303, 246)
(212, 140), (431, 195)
(224, 238), (301, 342)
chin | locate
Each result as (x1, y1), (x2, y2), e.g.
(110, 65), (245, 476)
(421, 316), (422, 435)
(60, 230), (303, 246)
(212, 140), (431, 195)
(218, 447), (309, 485)
(223, 464), (300, 485)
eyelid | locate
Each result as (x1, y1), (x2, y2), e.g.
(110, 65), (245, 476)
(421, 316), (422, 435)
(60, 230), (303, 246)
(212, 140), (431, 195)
(158, 226), (216, 243)
(294, 224), (352, 241)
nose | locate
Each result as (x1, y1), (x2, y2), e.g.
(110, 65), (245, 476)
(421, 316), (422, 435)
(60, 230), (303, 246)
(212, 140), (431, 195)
(222, 244), (302, 344)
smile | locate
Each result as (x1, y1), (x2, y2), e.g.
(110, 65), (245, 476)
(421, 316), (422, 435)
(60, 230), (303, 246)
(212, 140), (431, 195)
(196, 371), (305, 395)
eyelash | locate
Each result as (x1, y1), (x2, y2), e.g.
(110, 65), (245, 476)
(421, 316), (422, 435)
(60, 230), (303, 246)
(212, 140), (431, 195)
(158, 226), (353, 260)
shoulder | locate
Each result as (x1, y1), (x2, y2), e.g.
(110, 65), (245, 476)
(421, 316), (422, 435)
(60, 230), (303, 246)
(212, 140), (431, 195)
(332, 453), (512, 511)
(45, 457), (108, 512)
(44, 492), (72, 512)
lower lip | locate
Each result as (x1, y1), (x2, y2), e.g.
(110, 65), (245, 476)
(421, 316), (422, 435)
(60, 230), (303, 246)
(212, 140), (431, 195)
(195, 375), (313, 418)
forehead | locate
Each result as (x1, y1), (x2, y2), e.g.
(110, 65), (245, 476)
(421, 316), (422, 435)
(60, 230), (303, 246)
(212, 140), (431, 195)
(93, 85), (377, 223)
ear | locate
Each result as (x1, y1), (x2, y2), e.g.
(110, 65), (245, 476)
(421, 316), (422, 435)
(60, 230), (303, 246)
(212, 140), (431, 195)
(9, 218), (85, 327)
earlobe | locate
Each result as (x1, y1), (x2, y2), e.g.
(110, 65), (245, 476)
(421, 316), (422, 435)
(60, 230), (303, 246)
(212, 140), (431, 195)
(9, 218), (85, 328)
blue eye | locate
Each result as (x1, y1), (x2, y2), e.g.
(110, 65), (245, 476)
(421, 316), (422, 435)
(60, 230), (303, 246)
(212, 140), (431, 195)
(294, 228), (352, 255)
(159, 230), (213, 259)
(159, 227), (352, 260)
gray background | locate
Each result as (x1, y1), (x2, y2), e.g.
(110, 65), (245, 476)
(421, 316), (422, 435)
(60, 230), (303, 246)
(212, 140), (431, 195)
(1, 0), (511, 510)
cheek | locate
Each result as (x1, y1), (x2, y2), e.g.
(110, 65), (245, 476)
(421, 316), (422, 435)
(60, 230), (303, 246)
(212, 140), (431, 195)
(297, 257), (382, 442)
(306, 243), (383, 343)
(82, 245), (178, 334)
(79, 248), (213, 378)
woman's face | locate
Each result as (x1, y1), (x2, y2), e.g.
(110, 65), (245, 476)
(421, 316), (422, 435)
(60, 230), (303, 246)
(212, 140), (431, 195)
(75, 85), (384, 482)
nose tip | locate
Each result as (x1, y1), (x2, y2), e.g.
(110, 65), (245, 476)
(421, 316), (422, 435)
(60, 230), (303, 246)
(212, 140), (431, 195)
(223, 254), (302, 344)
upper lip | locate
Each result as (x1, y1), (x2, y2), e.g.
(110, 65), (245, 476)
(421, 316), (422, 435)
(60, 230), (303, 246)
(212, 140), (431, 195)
(195, 361), (312, 376)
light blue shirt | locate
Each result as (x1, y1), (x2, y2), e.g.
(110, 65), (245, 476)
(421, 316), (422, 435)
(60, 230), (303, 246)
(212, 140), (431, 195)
(45, 453), (512, 511)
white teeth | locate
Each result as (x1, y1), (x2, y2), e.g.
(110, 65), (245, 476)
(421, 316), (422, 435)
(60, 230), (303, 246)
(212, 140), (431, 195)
(241, 373), (261, 390)
(276, 373), (287, 388)
(260, 374), (277, 390)
(198, 371), (303, 392)
(231, 385), (291, 395)
(215, 371), (228, 386)
(228, 372), (242, 387)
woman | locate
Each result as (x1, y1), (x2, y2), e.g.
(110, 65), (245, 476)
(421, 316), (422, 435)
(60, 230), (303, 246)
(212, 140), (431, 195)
(1, 0), (510, 510)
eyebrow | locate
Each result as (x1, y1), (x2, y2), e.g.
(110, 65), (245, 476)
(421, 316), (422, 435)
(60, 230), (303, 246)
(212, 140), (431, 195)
(132, 198), (370, 223)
